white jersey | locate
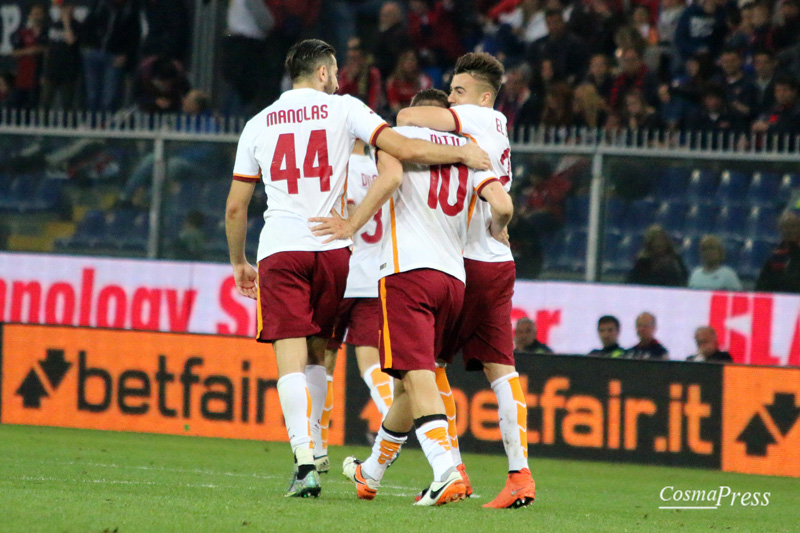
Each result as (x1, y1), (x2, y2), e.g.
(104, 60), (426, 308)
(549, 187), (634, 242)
(232, 89), (388, 261)
(379, 126), (495, 284)
(450, 104), (514, 263)
(344, 148), (386, 298)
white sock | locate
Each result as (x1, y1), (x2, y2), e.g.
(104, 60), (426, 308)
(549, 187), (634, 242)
(362, 363), (394, 417)
(361, 425), (407, 482)
(305, 365), (327, 458)
(491, 372), (529, 472)
(276, 372), (313, 465)
(415, 417), (455, 482)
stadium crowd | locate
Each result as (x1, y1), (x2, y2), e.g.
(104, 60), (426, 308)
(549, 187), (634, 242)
(3, 0), (800, 142)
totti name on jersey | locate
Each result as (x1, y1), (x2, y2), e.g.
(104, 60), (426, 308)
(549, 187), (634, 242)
(266, 105), (329, 126)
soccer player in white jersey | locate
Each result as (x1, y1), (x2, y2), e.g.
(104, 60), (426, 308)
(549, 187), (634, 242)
(313, 140), (394, 472)
(225, 39), (490, 498)
(312, 122), (514, 506)
(314, 89), (454, 470)
(395, 52), (536, 508)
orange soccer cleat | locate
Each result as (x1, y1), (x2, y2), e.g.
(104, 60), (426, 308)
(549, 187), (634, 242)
(482, 468), (536, 509)
(457, 463), (473, 497)
(342, 456), (379, 500)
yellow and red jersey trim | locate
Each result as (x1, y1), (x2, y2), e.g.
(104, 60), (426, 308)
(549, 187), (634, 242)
(476, 176), (500, 197)
(370, 123), (390, 146)
(449, 108), (462, 134)
(233, 170), (261, 182)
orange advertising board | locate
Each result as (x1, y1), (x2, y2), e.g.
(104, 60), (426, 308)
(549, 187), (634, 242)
(721, 365), (800, 477)
(0, 324), (346, 444)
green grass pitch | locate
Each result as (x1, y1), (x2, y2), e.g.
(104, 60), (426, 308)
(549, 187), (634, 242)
(0, 424), (798, 532)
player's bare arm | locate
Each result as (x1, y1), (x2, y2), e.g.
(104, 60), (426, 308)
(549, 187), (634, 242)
(310, 151), (403, 243)
(225, 180), (258, 299)
(374, 127), (490, 170)
(480, 181), (514, 247)
(395, 106), (458, 131)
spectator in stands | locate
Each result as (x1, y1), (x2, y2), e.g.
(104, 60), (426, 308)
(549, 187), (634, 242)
(133, 55), (190, 114)
(667, 51), (713, 111)
(751, 75), (800, 137)
(516, 158), (571, 231)
(568, 0), (626, 57)
(588, 315), (625, 357)
(753, 49), (777, 117)
(81, 0), (141, 113)
(756, 210), (800, 293)
(530, 8), (589, 84)
(0, 72), (17, 108)
(772, 0), (800, 52)
(621, 88), (662, 130)
(673, 0), (726, 70)
(632, 5), (658, 47)
(498, 0), (548, 47)
(657, 0), (686, 75)
(385, 49), (433, 116)
(715, 48), (758, 119)
(625, 311), (668, 359)
(584, 53), (614, 101)
(141, 0), (191, 65)
(609, 47), (659, 110)
(514, 317), (554, 354)
(496, 63), (541, 139)
(338, 37), (384, 113)
(11, 3), (48, 109)
(221, 0), (274, 115)
(407, 0), (463, 66)
(540, 82), (574, 128)
(171, 210), (206, 260)
(687, 326), (732, 362)
(688, 235), (743, 290)
(572, 83), (608, 129)
(683, 82), (749, 140)
(41, 0), (81, 110)
(627, 224), (688, 287)
(374, 1), (412, 78)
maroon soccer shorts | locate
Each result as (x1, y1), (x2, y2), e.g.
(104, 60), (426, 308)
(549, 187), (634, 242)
(326, 297), (381, 350)
(449, 259), (516, 370)
(378, 268), (465, 378)
(256, 248), (350, 342)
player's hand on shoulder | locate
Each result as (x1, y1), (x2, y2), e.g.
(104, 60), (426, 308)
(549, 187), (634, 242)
(460, 142), (491, 170)
(232, 263), (258, 300)
(309, 209), (354, 244)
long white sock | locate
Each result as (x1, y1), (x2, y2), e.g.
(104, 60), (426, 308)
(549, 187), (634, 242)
(361, 424), (407, 482)
(362, 363), (394, 417)
(415, 416), (455, 482)
(491, 372), (529, 472)
(276, 372), (313, 465)
(305, 365), (327, 458)
(320, 375), (334, 454)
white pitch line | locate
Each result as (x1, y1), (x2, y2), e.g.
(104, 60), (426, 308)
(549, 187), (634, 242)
(17, 475), (218, 489)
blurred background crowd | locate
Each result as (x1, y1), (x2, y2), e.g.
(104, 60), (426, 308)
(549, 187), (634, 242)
(1, 0), (800, 300)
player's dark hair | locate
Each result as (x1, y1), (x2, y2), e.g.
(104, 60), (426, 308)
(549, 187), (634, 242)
(285, 39), (336, 82)
(453, 52), (504, 95)
(598, 315), (620, 330)
(410, 88), (449, 108)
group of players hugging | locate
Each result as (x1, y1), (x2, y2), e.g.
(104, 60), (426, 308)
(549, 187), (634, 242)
(225, 38), (535, 508)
